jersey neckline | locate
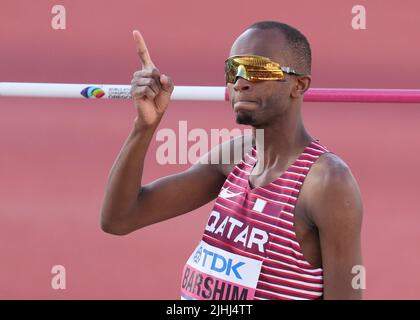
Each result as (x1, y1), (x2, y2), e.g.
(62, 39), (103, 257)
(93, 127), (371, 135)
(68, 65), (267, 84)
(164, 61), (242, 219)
(245, 138), (319, 192)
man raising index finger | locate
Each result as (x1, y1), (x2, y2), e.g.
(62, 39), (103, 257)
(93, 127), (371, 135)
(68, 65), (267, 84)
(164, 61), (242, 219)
(133, 30), (156, 69)
(101, 21), (363, 301)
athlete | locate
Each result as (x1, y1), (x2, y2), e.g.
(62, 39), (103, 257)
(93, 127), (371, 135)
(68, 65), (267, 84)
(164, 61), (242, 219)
(100, 21), (363, 300)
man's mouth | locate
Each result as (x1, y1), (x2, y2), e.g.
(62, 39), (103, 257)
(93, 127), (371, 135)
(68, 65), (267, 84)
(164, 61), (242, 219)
(233, 100), (258, 112)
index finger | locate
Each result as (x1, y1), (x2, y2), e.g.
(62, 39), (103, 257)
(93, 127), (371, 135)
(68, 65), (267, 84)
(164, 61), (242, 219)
(132, 30), (155, 68)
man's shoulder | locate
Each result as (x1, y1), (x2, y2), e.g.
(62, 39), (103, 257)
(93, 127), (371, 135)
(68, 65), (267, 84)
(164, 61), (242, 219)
(301, 151), (355, 207)
(311, 151), (352, 183)
(303, 151), (363, 223)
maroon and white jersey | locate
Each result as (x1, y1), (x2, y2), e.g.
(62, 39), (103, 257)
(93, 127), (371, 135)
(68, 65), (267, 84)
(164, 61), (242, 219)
(181, 139), (330, 300)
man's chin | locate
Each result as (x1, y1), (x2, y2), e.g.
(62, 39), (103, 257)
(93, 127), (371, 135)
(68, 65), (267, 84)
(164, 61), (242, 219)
(235, 112), (256, 126)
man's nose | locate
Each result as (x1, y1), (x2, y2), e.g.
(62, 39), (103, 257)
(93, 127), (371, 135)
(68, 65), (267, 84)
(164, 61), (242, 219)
(233, 77), (251, 92)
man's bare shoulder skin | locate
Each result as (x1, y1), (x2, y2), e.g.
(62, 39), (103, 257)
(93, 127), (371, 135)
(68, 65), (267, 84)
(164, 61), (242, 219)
(300, 151), (362, 215)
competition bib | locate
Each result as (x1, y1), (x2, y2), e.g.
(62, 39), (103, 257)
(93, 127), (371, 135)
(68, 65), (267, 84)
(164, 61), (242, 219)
(180, 240), (263, 300)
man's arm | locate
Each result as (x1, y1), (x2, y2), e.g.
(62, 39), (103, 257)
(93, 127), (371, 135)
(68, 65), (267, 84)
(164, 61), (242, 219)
(101, 30), (233, 235)
(100, 30), (251, 236)
(100, 128), (248, 235)
(309, 153), (363, 299)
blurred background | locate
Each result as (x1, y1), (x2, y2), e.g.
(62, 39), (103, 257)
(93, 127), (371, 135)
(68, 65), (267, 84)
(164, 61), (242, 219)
(1, 0), (419, 299)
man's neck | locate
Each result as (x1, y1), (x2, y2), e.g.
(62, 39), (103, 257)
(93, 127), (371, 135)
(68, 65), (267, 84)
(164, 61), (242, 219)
(252, 113), (313, 173)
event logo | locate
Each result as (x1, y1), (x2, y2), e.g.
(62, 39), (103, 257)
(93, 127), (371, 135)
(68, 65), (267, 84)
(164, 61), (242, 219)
(80, 86), (105, 99)
(193, 246), (203, 264)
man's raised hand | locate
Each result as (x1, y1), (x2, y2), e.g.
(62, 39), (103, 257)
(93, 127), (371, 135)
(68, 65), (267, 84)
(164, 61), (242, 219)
(130, 30), (174, 128)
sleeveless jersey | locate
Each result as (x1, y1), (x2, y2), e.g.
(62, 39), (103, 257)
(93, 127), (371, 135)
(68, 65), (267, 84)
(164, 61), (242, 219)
(180, 138), (330, 300)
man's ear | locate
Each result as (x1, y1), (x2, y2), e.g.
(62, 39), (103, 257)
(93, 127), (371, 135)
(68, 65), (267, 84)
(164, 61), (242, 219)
(291, 75), (311, 99)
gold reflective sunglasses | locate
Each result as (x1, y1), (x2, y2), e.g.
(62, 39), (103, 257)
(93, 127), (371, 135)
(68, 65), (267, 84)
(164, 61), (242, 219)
(224, 55), (303, 84)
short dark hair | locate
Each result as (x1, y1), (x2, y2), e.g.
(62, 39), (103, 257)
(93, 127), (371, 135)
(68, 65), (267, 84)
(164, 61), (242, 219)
(247, 21), (312, 75)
